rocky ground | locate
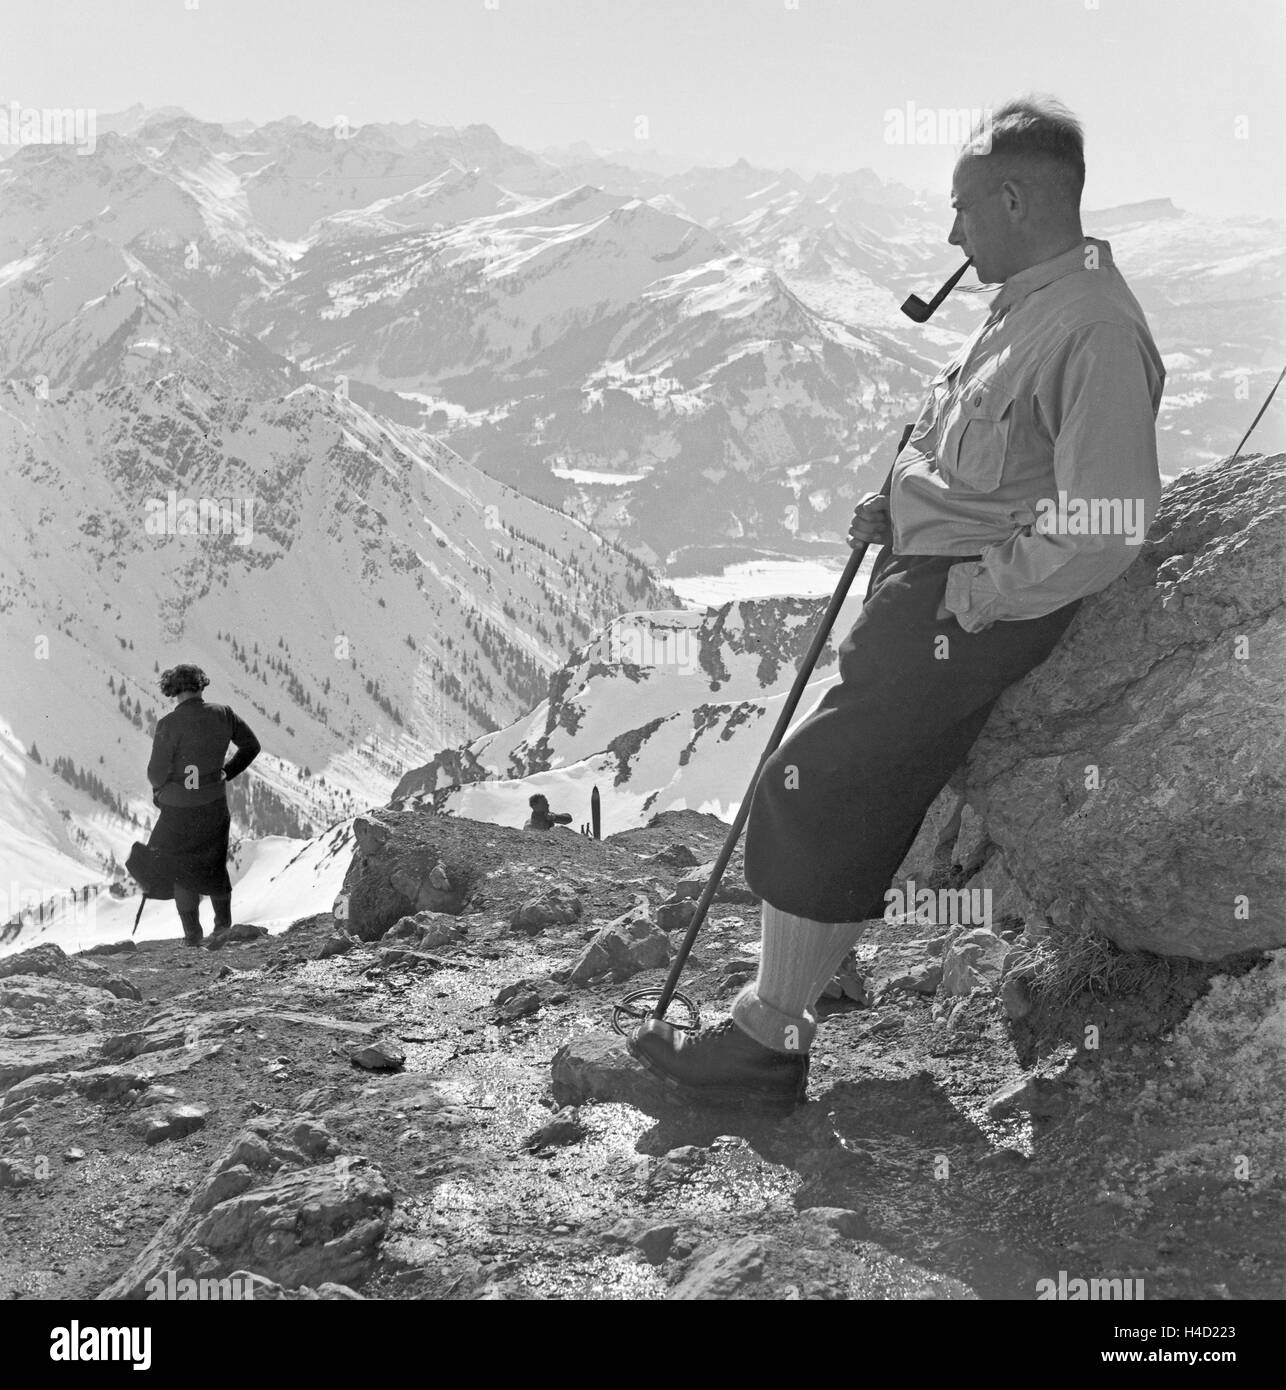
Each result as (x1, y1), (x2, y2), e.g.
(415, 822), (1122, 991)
(0, 811), (1281, 1301)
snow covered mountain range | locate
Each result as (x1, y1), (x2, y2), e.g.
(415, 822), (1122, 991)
(2, 109), (1278, 566)
(1, 105), (1280, 947)
(0, 374), (671, 913)
(389, 580), (876, 835)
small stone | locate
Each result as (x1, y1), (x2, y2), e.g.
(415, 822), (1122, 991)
(378, 947), (438, 969)
(510, 888), (582, 935)
(985, 1075), (1070, 1120)
(568, 912), (669, 986)
(385, 912), (466, 950)
(1000, 974), (1032, 1019)
(76, 1065), (151, 1102)
(199, 1164), (256, 1210)
(798, 1206), (872, 1240)
(318, 935), (355, 959)
(0, 1072), (72, 1119)
(636, 1224), (679, 1264)
(656, 900), (698, 933)
(523, 1115), (587, 1152)
(978, 1148), (1030, 1168)
(940, 928), (1008, 997)
(604, 1217), (680, 1265)
(644, 844), (700, 869)
(668, 1237), (766, 1299)
(62, 1147), (88, 1163)
(908, 961), (943, 994)
(130, 1085), (182, 1110)
(673, 861), (757, 904)
(223, 1134), (279, 1171)
(207, 923), (269, 951)
(141, 1103), (209, 1145)
(384, 917), (423, 941)
(77, 941), (137, 957)
(291, 1120), (337, 1158)
(550, 1029), (660, 1107)
(835, 963), (871, 1005)
(662, 1145), (705, 1170)
(101, 1031), (149, 1061)
(492, 980), (547, 1021)
(418, 920), (466, 950)
(350, 1039), (406, 1072)
(428, 862), (452, 892)
(0, 1158), (36, 1188)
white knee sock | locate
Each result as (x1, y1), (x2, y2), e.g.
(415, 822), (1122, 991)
(732, 901), (868, 1054)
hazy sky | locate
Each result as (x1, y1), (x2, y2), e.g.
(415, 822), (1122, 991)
(2, 0), (1282, 217)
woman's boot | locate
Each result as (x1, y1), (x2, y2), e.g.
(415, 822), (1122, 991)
(211, 893), (233, 933)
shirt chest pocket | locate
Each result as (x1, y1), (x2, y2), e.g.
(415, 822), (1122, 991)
(937, 379), (1017, 493)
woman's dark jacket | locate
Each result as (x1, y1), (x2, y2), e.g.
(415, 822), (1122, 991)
(147, 697), (261, 806)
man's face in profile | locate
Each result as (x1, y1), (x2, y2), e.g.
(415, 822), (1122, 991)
(949, 154), (1010, 286)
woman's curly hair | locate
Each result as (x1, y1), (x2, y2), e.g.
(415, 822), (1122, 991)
(158, 664), (210, 698)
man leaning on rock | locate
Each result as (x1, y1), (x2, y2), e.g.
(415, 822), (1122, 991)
(629, 95), (1165, 1110)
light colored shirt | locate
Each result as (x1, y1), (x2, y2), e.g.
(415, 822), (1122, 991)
(890, 237), (1165, 632)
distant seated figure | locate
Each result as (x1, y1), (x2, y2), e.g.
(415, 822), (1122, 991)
(525, 793), (572, 832)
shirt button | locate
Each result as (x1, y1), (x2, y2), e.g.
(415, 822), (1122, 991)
(973, 394), (982, 406)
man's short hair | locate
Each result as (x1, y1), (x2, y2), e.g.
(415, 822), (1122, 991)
(963, 95), (1085, 205)
(529, 793), (548, 809)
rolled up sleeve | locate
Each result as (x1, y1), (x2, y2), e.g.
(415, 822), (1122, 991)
(945, 321), (1162, 631)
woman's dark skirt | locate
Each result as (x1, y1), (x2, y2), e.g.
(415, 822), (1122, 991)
(146, 799), (233, 896)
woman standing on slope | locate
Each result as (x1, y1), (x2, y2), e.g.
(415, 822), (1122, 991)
(144, 665), (261, 945)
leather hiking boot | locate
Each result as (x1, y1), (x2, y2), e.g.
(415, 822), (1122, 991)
(628, 1017), (809, 1110)
(178, 911), (204, 946)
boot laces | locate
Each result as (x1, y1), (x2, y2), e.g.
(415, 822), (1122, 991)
(692, 1018), (740, 1047)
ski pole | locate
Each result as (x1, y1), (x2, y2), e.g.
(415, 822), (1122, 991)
(644, 431), (908, 1025)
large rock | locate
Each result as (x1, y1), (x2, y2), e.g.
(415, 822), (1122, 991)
(568, 906), (669, 986)
(0, 944), (140, 1000)
(550, 1029), (665, 1108)
(667, 1230), (977, 1300)
(672, 860), (757, 905)
(669, 1237), (766, 1299)
(0, 975), (122, 1014)
(0, 1071), (73, 1118)
(939, 928), (1009, 997)
(0, 1034), (105, 1090)
(510, 889), (582, 935)
(206, 923), (268, 950)
(349, 1039), (406, 1072)
(139, 1103), (209, 1146)
(0, 944), (68, 980)
(895, 454), (1286, 961)
(333, 813), (486, 940)
(97, 1122), (394, 1299)
(386, 911), (468, 950)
